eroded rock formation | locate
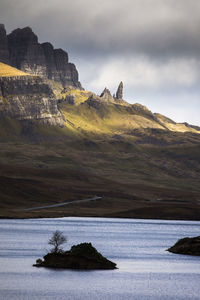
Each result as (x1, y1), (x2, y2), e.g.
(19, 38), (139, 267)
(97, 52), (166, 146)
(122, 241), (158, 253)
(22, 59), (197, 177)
(116, 81), (123, 100)
(0, 25), (81, 88)
(100, 87), (113, 101)
(100, 82), (124, 102)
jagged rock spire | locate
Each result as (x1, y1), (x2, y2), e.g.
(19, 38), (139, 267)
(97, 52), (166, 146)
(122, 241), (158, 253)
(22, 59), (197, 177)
(116, 81), (123, 100)
(100, 87), (113, 100)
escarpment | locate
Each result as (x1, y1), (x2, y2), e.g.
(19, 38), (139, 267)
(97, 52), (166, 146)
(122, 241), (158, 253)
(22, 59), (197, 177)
(0, 24), (82, 88)
(0, 74), (64, 126)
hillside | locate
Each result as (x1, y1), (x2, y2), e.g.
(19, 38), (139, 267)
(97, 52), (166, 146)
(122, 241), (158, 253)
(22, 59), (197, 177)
(0, 55), (200, 220)
(59, 87), (199, 136)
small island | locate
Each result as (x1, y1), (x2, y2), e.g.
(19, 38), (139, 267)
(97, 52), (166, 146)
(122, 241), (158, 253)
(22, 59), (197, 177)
(167, 236), (200, 256)
(34, 230), (117, 270)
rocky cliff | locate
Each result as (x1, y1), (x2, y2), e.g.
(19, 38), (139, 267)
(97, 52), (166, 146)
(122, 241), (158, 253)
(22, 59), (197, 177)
(0, 73), (64, 126)
(0, 25), (9, 64)
(0, 24), (81, 88)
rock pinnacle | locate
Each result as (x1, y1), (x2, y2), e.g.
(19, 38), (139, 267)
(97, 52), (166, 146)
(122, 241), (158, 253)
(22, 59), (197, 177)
(116, 81), (123, 100)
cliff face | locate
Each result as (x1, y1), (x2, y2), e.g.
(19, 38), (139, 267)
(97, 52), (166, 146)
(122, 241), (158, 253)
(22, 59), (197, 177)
(0, 25), (81, 88)
(0, 75), (64, 126)
(0, 24), (9, 64)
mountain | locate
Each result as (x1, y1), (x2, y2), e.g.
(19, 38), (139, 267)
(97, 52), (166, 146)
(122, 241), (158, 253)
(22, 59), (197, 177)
(0, 27), (200, 220)
(0, 24), (81, 88)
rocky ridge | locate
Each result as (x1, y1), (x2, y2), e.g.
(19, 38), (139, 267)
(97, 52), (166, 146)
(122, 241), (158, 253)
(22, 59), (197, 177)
(0, 24), (81, 88)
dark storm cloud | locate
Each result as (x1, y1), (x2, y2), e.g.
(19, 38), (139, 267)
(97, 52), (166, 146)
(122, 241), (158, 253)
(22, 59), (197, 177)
(1, 0), (200, 59)
(0, 0), (200, 124)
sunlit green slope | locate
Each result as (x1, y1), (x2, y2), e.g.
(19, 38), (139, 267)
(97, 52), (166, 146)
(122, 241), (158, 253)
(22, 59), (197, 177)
(0, 62), (30, 77)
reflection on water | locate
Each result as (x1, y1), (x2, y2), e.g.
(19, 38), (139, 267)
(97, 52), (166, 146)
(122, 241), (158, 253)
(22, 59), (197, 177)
(0, 217), (199, 299)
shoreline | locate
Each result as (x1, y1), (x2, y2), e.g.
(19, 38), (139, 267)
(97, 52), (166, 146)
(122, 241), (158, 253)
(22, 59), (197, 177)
(1, 213), (200, 221)
(1, 195), (200, 221)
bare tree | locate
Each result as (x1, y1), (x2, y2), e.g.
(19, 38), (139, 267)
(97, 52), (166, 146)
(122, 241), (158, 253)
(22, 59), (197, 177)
(48, 230), (67, 253)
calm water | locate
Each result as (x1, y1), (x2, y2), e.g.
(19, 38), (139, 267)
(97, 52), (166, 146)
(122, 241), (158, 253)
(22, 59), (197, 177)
(0, 217), (199, 300)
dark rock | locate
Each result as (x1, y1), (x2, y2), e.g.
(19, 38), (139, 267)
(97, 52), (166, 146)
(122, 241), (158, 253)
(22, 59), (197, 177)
(116, 81), (123, 100)
(7, 27), (46, 75)
(0, 24), (9, 64)
(34, 242), (117, 270)
(0, 76), (64, 126)
(0, 25), (81, 88)
(85, 94), (105, 109)
(64, 94), (76, 105)
(167, 236), (200, 256)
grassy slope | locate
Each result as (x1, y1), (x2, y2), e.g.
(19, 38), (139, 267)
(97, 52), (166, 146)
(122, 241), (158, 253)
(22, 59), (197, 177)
(0, 85), (200, 219)
(60, 88), (199, 135)
(0, 62), (30, 77)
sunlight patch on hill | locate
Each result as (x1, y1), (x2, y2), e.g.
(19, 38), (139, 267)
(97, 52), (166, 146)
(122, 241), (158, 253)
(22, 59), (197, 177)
(0, 62), (30, 77)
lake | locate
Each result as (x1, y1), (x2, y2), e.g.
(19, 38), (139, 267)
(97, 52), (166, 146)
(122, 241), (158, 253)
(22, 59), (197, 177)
(0, 217), (199, 299)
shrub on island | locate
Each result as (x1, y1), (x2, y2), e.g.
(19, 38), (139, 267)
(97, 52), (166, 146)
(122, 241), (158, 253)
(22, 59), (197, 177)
(34, 231), (117, 270)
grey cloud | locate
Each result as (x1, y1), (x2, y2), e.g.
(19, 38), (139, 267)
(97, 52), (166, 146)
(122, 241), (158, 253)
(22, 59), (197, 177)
(1, 0), (200, 59)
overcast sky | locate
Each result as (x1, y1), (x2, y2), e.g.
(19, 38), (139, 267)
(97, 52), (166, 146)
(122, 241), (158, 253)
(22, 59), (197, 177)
(1, 0), (200, 125)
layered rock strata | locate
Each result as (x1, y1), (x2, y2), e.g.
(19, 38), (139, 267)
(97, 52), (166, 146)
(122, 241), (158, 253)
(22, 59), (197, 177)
(0, 75), (64, 126)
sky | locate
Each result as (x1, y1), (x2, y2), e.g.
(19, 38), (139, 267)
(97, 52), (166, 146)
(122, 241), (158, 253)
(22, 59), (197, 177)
(0, 0), (200, 125)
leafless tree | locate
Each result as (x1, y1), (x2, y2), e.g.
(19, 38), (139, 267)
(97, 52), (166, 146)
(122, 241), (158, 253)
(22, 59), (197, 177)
(48, 230), (67, 253)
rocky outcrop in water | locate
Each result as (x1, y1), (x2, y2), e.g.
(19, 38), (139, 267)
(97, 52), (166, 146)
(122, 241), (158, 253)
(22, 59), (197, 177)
(0, 25), (81, 88)
(0, 75), (64, 126)
(34, 242), (117, 270)
(167, 236), (200, 256)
